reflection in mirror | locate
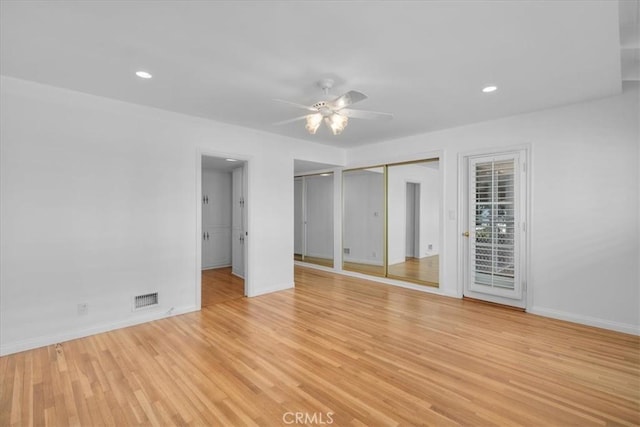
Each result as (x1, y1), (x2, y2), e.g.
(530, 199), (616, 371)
(387, 160), (440, 286)
(294, 173), (334, 268)
(294, 177), (303, 261)
(342, 167), (385, 276)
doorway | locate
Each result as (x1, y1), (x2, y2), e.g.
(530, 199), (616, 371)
(201, 155), (247, 307)
(405, 182), (420, 258)
(461, 149), (528, 308)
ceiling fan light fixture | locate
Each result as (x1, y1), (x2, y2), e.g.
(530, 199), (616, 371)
(274, 80), (390, 136)
(327, 113), (348, 135)
(305, 113), (323, 134)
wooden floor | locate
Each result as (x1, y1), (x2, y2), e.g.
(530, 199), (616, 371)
(388, 255), (439, 285)
(1, 266), (638, 426)
(344, 255), (439, 286)
(201, 267), (244, 307)
(343, 261), (385, 276)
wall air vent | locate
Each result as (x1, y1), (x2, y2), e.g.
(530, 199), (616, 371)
(133, 292), (158, 311)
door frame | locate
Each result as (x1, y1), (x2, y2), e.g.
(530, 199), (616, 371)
(196, 150), (251, 309)
(457, 144), (532, 309)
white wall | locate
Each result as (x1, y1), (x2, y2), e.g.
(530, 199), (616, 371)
(347, 83), (640, 334)
(0, 76), (345, 355)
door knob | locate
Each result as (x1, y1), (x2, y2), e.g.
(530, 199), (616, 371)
(462, 231), (470, 237)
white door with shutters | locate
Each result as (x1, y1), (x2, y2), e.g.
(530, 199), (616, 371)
(463, 150), (527, 308)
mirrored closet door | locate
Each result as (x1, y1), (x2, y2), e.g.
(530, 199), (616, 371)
(342, 160), (440, 286)
(294, 173), (334, 268)
(342, 167), (385, 276)
(386, 160), (440, 286)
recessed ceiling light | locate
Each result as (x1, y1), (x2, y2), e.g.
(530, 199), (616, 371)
(225, 158), (238, 162)
(135, 71), (152, 79)
(482, 85), (498, 93)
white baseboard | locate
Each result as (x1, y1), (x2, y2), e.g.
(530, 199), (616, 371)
(297, 262), (457, 298)
(7, 291), (633, 358)
(294, 260), (335, 273)
(342, 257), (384, 266)
(0, 305), (198, 356)
(248, 282), (294, 297)
(420, 252), (439, 258)
(341, 270), (457, 298)
(528, 306), (639, 336)
(305, 252), (333, 259)
(202, 263), (232, 270)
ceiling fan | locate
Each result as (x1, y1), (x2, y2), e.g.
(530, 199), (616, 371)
(273, 78), (393, 135)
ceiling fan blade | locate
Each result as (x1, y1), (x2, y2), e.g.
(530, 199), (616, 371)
(273, 98), (317, 112)
(339, 108), (394, 121)
(273, 115), (310, 126)
(328, 90), (368, 110)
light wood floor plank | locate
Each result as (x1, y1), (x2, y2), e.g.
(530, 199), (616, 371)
(201, 267), (244, 307)
(1, 266), (638, 425)
(388, 255), (439, 285)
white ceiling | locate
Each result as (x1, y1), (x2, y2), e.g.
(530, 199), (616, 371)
(0, 1), (625, 148)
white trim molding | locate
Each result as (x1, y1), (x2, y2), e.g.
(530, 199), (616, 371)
(247, 282), (294, 298)
(528, 306), (640, 336)
(0, 305), (198, 357)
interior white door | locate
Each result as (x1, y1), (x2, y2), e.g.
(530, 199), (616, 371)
(201, 169), (232, 269)
(202, 170), (213, 268)
(232, 166), (245, 278)
(463, 151), (527, 307)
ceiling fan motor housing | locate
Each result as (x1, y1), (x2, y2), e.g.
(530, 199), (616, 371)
(318, 78), (335, 92)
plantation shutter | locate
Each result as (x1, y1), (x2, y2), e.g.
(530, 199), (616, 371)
(469, 155), (520, 296)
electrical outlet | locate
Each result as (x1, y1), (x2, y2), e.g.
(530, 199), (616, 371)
(428, 244), (433, 250)
(77, 303), (88, 316)
(372, 251), (376, 258)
